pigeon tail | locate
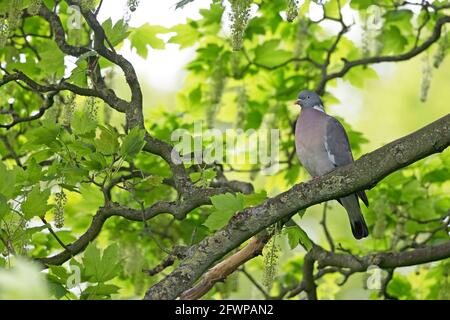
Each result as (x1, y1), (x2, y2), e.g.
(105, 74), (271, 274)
(340, 195), (369, 240)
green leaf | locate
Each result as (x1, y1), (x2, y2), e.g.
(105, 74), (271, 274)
(284, 225), (313, 251)
(102, 18), (130, 47)
(204, 193), (245, 230)
(381, 26), (408, 54)
(168, 23), (200, 48)
(0, 194), (9, 218)
(350, 0), (373, 9)
(384, 9), (414, 31)
(387, 274), (414, 299)
(129, 24), (167, 58)
(25, 123), (61, 147)
(422, 168), (450, 184)
(0, 163), (16, 199)
(85, 152), (107, 171)
(61, 166), (89, 186)
(82, 243), (121, 283)
(94, 126), (119, 156)
(82, 283), (120, 297)
(120, 126), (146, 160)
(38, 42), (65, 79)
(345, 66), (378, 88)
(46, 276), (69, 299)
(400, 180), (425, 203)
(24, 158), (42, 184)
(75, 51), (98, 65)
(71, 111), (97, 137)
(254, 40), (292, 67)
(21, 186), (51, 219)
(409, 198), (436, 220)
(69, 60), (88, 87)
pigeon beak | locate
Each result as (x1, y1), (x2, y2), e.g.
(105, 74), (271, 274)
(294, 99), (301, 106)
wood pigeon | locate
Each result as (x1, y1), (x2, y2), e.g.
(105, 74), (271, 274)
(294, 90), (369, 239)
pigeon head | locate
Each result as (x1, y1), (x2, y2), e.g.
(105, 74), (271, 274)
(295, 90), (323, 109)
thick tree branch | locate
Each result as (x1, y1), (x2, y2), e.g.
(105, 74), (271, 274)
(309, 241), (450, 272)
(38, 5), (89, 57)
(144, 113), (450, 299)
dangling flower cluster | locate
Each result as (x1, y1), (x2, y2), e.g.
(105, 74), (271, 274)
(27, 0), (42, 16)
(361, 8), (383, 58)
(127, 0), (140, 12)
(229, 0), (252, 51)
(236, 86), (247, 128)
(63, 93), (76, 126)
(80, 0), (96, 12)
(231, 51), (241, 78)
(433, 27), (448, 69)
(207, 62), (226, 128)
(103, 102), (112, 124)
(210, 75), (224, 104)
(54, 190), (67, 229)
(361, 24), (382, 58)
(286, 0), (299, 22)
(86, 96), (98, 121)
(45, 102), (60, 123)
(420, 54), (432, 103)
(293, 18), (308, 69)
(0, 19), (9, 49)
(7, 0), (23, 31)
(263, 224), (282, 292)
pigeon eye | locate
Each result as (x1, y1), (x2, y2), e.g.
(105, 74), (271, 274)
(307, 95), (310, 99)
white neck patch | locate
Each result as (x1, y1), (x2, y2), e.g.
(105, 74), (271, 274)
(313, 104), (325, 112)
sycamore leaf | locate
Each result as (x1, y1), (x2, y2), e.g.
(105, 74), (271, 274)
(0, 194), (9, 218)
(120, 126), (146, 160)
(284, 225), (313, 251)
(168, 23), (200, 48)
(94, 126), (119, 156)
(82, 243), (121, 283)
(21, 186), (51, 220)
(129, 24), (167, 58)
(81, 284), (120, 298)
(0, 163), (16, 200)
(24, 158), (42, 185)
(71, 112), (97, 138)
(204, 193), (244, 230)
(254, 40), (292, 67)
(38, 42), (65, 79)
(102, 18), (130, 47)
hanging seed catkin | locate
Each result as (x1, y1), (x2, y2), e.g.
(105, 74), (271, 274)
(128, 0), (140, 12)
(420, 54), (432, 103)
(433, 27), (448, 69)
(286, 0), (299, 22)
(54, 190), (67, 229)
(27, 0), (42, 16)
(229, 0), (252, 51)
